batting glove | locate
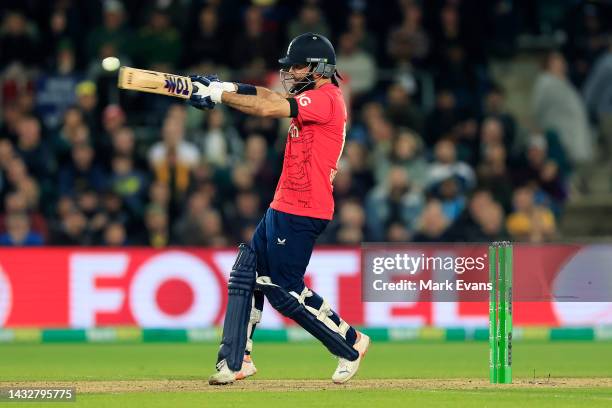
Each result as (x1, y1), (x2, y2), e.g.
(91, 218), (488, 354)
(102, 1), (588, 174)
(188, 75), (218, 110)
(189, 75), (237, 110)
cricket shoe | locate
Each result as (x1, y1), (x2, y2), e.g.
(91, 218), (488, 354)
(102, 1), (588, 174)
(236, 355), (257, 380)
(332, 331), (370, 384)
(208, 359), (238, 385)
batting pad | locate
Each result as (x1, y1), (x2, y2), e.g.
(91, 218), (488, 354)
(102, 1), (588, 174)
(217, 244), (257, 371)
(256, 276), (358, 361)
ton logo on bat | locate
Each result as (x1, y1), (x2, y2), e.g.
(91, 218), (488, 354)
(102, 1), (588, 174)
(164, 75), (190, 96)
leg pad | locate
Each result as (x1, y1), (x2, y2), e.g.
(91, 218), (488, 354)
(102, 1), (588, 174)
(218, 244), (257, 371)
(257, 276), (358, 361)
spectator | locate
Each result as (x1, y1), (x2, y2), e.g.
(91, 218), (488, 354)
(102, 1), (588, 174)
(107, 127), (147, 171)
(429, 176), (466, 222)
(199, 208), (227, 247)
(3, 157), (41, 210)
(173, 191), (211, 246)
(102, 222), (127, 246)
(412, 200), (451, 242)
(58, 143), (106, 196)
(583, 44), (612, 159)
(142, 205), (170, 247)
(431, 4), (464, 66)
(336, 32), (376, 98)
(133, 8), (181, 69)
(0, 212), (44, 246)
(44, 5), (83, 68)
(101, 190), (132, 225)
(86, 0), (132, 62)
(424, 89), (461, 147)
(563, 3), (609, 86)
(447, 189), (497, 241)
(0, 11), (40, 69)
(332, 200), (366, 244)
(230, 189), (262, 241)
(427, 139), (476, 191)
(475, 200), (509, 241)
(387, 1), (429, 65)
(288, 5), (330, 41)
(435, 43), (482, 110)
(197, 108), (243, 168)
(342, 142), (375, 198)
(49, 208), (90, 245)
(109, 155), (148, 216)
(515, 134), (567, 206)
(15, 116), (53, 181)
(366, 166), (424, 241)
(54, 107), (87, 162)
(0, 140), (16, 172)
(148, 181), (171, 211)
(0, 191), (47, 238)
(480, 117), (506, 153)
(182, 6), (226, 68)
(243, 134), (277, 203)
(387, 84), (424, 133)
(148, 117), (200, 169)
(75, 81), (100, 136)
(231, 6), (277, 71)
(532, 51), (593, 164)
(506, 186), (556, 242)
(0, 104), (23, 143)
(345, 11), (377, 55)
(477, 142), (514, 212)
(386, 221), (411, 242)
(347, 101), (383, 145)
(376, 128), (428, 190)
(75, 189), (100, 221)
(101, 105), (126, 141)
(35, 42), (82, 129)
(86, 190), (132, 241)
(482, 85), (516, 150)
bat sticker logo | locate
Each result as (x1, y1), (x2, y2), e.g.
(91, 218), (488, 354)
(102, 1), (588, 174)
(164, 76), (190, 96)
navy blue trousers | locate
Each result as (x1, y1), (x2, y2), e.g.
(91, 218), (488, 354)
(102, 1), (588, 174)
(251, 208), (328, 293)
(249, 208), (357, 348)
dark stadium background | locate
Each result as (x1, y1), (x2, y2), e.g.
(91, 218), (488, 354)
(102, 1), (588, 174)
(1, 0), (612, 247)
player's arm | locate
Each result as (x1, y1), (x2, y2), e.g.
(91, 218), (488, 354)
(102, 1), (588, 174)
(221, 88), (293, 118)
(189, 75), (295, 118)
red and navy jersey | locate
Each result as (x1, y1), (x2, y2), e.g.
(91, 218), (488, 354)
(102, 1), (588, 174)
(270, 84), (347, 220)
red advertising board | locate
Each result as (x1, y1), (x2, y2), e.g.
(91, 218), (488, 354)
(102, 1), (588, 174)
(0, 247), (610, 328)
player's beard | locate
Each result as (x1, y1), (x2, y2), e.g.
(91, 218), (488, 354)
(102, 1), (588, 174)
(280, 70), (316, 95)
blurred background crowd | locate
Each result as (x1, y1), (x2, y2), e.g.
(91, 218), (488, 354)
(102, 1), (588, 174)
(1, 0), (612, 247)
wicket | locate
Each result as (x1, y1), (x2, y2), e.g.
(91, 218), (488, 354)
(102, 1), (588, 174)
(489, 241), (513, 384)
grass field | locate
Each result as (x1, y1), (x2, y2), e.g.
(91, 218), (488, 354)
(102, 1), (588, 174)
(0, 341), (611, 407)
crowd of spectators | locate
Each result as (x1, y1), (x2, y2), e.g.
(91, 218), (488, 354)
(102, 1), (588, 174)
(0, 0), (611, 247)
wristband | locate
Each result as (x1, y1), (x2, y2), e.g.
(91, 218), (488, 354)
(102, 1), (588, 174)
(287, 98), (298, 118)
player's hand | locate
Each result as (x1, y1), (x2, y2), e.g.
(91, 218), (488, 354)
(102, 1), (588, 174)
(188, 75), (219, 110)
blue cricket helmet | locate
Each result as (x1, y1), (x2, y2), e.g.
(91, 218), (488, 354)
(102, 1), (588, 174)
(279, 32), (337, 78)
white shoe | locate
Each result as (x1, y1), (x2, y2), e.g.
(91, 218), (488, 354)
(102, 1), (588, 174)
(208, 359), (238, 385)
(332, 331), (370, 384)
(236, 354), (257, 380)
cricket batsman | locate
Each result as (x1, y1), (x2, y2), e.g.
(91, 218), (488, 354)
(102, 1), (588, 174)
(189, 32), (370, 385)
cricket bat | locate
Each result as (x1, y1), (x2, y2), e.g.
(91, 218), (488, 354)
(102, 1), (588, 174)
(117, 66), (193, 99)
